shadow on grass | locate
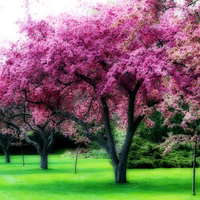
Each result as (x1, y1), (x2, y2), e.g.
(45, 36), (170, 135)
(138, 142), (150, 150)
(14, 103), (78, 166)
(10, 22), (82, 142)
(0, 163), (111, 176)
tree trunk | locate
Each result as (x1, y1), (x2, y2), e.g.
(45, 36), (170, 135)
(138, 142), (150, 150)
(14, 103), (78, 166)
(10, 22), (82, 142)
(40, 154), (48, 169)
(21, 143), (25, 167)
(5, 150), (10, 163)
(114, 162), (127, 183)
(74, 143), (81, 173)
(192, 143), (196, 195)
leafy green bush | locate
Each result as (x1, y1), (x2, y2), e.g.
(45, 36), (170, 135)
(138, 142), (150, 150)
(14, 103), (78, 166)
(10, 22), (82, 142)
(128, 157), (156, 169)
(127, 137), (200, 169)
(136, 110), (169, 143)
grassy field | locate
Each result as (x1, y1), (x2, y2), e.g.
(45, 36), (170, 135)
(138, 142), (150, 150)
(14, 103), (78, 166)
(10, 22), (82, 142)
(0, 155), (199, 200)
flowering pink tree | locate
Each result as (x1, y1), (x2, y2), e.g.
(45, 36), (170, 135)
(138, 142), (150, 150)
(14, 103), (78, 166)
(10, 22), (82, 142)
(0, 104), (63, 169)
(167, 0), (200, 104)
(0, 0), (184, 182)
(51, 0), (180, 183)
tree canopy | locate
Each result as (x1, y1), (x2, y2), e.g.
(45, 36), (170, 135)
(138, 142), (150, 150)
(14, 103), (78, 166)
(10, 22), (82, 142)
(0, 0), (200, 183)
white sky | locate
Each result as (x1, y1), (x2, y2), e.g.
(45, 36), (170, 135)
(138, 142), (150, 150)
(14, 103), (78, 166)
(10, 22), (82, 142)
(0, 0), (110, 44)
(0, 0), (192, 45)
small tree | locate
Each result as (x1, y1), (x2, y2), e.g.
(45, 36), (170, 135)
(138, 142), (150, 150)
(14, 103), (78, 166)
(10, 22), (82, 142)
(164, 1), (200, 194)
(160, 95), (200, 195)
(0, 105), (61, 169)
(0, 127), (17, 163)
(20, 124), (57, 169)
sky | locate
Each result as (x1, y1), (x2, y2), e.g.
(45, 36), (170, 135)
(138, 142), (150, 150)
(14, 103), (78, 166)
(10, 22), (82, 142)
(0, 0), (191, 45)
(0, 0), (109, 44)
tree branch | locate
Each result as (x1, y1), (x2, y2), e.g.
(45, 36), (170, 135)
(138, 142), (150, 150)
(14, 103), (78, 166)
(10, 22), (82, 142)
(56, 111), (109, 151)
(75, 73), (96, 88)
(23, 89), (54, 111)
(101, 97), (119, 164)
(127, 81), (141, 131)
(20, 127), (42, 155)
(187, 0), (199, 7)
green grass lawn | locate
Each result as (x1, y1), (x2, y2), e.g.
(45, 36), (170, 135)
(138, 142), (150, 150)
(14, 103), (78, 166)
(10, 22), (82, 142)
(0, 155), (199, 200)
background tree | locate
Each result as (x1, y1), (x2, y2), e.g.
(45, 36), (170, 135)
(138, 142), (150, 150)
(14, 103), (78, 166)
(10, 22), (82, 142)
(135, 110), (169, 143)
(164, 2), (200, 194)
(160, 94), (200, 195)
(0, 127), (17, 163)
(0, 104), (62, 169)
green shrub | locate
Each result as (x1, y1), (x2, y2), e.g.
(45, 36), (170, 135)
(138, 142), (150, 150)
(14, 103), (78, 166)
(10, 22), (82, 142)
(127, 137), (200, 169)
(128, 157), (155, 169)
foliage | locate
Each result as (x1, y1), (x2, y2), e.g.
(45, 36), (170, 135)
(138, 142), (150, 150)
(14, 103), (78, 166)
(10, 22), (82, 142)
(1, 0), (200, 182)
(127, 137), (200, 169)
(136, 110), (169, 143)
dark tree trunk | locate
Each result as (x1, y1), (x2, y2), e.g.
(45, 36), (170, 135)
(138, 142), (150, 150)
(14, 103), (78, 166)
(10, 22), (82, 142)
(40, 153), (48, 169)
(5, 150), (10, 163)
(114, 162), (127, 183)
(21, 143), (25, 166)
(21, 128), (55, 170)
(0, 134), (11, 163)
(100, 91), (144, 184)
